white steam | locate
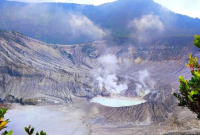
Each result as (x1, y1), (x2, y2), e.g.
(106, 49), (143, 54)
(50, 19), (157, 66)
(5, 4), (109, 42)
(129, 14), (164, 32)
(97, 54), (119, 74)
(135, 70), (155, 97)
(92, 54), (128, 94)
(68, 13), (108, 40)
(92, 55), (155, 96)
(128, 14), (164, 41)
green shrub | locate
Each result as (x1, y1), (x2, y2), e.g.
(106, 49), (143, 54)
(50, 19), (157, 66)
(25, 125), (46, 135)
(174, 35), (200, 119)
(0, 108), (13, 135)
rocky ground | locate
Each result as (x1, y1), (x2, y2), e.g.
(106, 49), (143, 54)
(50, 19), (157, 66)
(0, 30), (200, 134)
(4, 99), (200, 135)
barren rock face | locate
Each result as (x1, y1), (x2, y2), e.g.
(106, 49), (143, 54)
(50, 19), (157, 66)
(0, 30), (196, 125)
(88, 101), (173, 124)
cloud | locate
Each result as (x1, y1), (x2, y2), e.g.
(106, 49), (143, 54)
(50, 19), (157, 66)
(5, 3), (108, 43)
(8, 0), (200, 18)
(68, 13), (108, 40)
(153, 0), (200, 19)
(129, 14), (164, 32)
(128, 14), (164, 41)
(7, 0), (117, 5)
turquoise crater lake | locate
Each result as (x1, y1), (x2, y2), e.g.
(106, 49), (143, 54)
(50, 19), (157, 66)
(90, 96), (146, 107)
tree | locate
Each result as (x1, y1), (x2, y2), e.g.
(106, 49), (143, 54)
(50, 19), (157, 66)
(174, 35), (200, 119)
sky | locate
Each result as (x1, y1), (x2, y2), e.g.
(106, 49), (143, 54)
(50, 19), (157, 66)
(7, 0), (200, 18)
(153, 0), (200, 19)
(7, 0), (117, 5)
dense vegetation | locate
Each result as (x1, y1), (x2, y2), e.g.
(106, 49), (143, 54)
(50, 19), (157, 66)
(174, 35), (200, 119)
(0, 0), (200, 45)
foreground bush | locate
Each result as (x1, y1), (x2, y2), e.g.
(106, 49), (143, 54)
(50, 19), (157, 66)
(0, 108), (46, 135)
(174, 35), (200, 119)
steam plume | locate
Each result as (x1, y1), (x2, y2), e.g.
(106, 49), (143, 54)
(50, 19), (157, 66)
(92, 54), (128, 94)
(128, 14), (164, 41)
(135, 70), (155, 97)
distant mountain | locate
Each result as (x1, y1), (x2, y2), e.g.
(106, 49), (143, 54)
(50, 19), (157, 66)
(0, 0), (200, 44)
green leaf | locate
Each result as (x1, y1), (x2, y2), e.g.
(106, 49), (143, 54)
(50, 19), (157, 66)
(25, 127), (29, 133)
(178, 101), (185, 106)
(174, 93), (178, 98)
(6, 130), (13, 135)
(5, 119), (10, 123)
(36, 132), (39, 135)
(188, 95), (194, 102)
(179, 76), (185, 82)
(40, 131), (46, 135)
(194, 35), (200, 48)
(189, 90), (198, 96)
(180, 85), (184, 91)
(2, 131), (8, 135)
(194, 71), (200, 78)
(185, 83), (189, 91)
(30, 128), (34, 135)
